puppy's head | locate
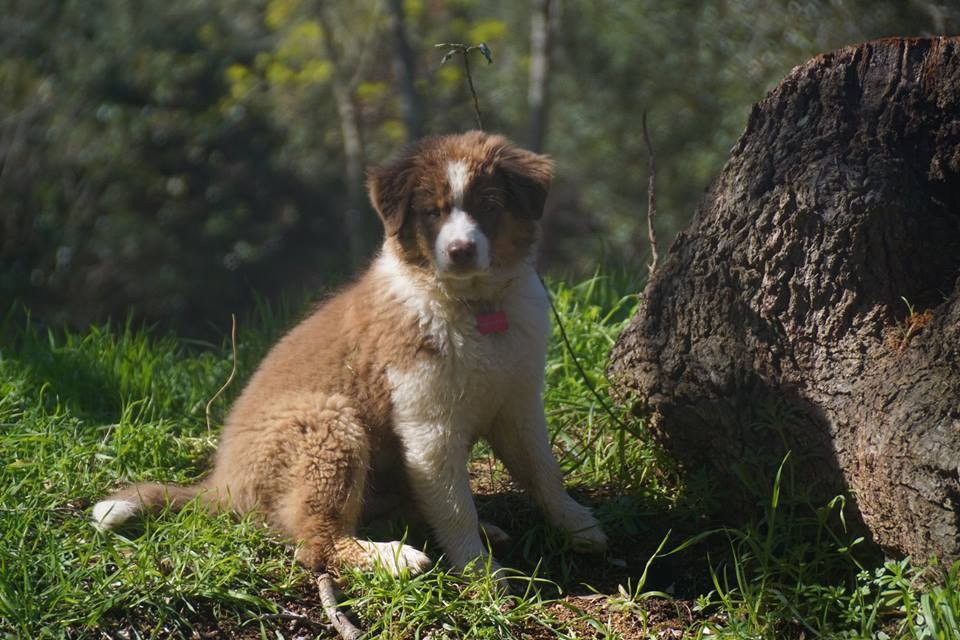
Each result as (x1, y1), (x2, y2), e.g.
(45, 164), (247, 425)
(368, 131), (552, 283)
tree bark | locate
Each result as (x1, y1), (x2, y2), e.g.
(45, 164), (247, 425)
(608, 37), (960, 561)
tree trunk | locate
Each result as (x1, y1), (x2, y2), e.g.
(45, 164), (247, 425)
(385, 0), (425, 141)
(330, 82), (369, 267)
(608, 37), (960, 561)
(316, 6), (375, 267)
(527, 0), (556, 153)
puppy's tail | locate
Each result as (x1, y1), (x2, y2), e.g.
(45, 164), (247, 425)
(91, 482), (213, 531)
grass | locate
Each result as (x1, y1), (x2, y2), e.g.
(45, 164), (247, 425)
(1, 275), (959, 639)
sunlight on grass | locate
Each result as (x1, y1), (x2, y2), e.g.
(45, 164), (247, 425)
(2, 279), (959, 638)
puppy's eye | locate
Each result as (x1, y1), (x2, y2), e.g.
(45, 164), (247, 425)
(428, 208), (442, 219)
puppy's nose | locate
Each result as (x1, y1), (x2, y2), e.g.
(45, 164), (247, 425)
(447, 240), (477, 267)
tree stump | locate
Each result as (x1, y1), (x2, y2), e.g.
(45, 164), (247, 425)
(608, 37), (960, 561)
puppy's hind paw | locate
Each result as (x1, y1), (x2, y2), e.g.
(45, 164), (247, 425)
(570, 523), (608, 554)
(358, 540), (433, 577)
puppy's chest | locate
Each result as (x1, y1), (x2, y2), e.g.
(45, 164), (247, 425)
(387, 304), (546, 426)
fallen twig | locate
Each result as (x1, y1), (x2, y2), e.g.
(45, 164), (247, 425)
(257, 608), (328, 631)
(317, 572), (363, 640)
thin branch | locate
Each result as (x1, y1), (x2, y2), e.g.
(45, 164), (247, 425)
(435, 43), (493, 130)
(317, 573), (363, 640)
(537, 276), (645, 441)
(463, 53), (483, 129)
(642, 110), (659, 277)
(206, 314), (238, 436)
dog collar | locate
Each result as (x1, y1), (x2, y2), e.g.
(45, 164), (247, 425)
(476, 310), (509, 335)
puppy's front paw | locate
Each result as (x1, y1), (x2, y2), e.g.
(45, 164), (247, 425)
(358, 540), (433, 576)
(552, 500), (608, 553)
(570, 523), (608, 553)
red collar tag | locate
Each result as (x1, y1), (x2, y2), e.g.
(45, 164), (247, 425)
(476, 310), (509, 335)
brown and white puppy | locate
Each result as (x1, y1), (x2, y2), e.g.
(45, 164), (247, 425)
(92, 131), (607, 576)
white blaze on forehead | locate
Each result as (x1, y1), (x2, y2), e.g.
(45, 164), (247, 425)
(446, 161), (471, 206)
(435, 208), (490, 272)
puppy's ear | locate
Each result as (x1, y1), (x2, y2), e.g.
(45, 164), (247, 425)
(498, 148), (553, 220)
(368, 156), (416, 236)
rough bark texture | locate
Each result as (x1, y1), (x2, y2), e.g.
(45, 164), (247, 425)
(608, 37), (960, 561)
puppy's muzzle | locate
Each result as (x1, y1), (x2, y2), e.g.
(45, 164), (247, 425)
(446, 240), (477, 269)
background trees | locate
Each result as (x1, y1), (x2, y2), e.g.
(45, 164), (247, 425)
(2, 0), (957, 331)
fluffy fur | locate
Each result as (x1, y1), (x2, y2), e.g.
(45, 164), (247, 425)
(92, 131), (607, 576)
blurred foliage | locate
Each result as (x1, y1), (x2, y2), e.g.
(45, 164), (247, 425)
(1, 0), (957, 330)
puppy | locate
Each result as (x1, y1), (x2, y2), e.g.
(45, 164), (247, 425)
(92, 131), (607, 576)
